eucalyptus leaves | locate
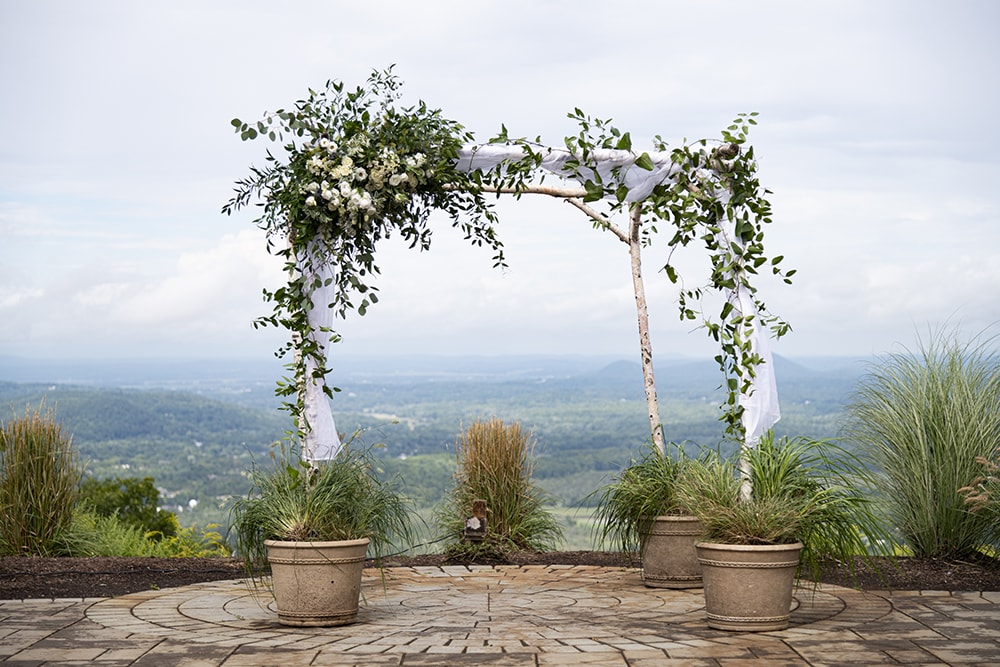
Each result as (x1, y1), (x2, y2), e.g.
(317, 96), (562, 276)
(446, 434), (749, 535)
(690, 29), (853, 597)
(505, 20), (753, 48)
(466, 111), (794, 443)
(223, 68), (503, 430)
(224, 68), (792, 449)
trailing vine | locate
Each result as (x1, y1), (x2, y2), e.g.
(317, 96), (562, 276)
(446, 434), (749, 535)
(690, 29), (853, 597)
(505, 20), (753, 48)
(224, 67), (791, 449)
(468, 111), (793, 442)
(223, 68), (504, 429)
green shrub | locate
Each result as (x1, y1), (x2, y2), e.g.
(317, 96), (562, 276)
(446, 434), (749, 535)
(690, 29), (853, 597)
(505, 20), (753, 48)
(79, 476), (179, 540)
(56, 511), (229, 557)
(436, 418), (562, 559)
(844, 331), (1000, 558)
(0, 404), (82, 556)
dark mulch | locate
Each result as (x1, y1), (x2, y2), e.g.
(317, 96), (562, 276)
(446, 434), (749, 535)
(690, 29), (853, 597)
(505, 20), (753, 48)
(2, 551), (999, 600)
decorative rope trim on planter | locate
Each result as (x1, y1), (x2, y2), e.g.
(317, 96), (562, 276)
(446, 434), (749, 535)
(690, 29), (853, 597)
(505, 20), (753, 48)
(706, 613), (789, 623)
(277, 608), (357, 621)
(643, 573), (702, 582)
(647, 527), (703, 537)
(697, 558), (800, 569)
(267, 556), (366, 565)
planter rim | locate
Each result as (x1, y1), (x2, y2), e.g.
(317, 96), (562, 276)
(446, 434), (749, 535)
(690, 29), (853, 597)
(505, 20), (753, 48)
(695, 540), (802, 552)
(264, 537), (371, 548)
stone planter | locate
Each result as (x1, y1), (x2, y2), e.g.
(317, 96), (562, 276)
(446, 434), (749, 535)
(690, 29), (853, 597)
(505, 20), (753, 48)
(264, 537), (370, 627)
(640, 515), (703, 589)
(695, 541), (802, 631)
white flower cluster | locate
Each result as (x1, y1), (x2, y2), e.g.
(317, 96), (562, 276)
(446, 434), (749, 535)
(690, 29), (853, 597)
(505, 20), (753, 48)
(299, 135), (430, 235)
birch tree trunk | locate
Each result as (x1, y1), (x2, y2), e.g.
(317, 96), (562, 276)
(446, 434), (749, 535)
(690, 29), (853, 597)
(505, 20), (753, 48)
(478, 184), (666, 453)
(628, 203), (665, 453)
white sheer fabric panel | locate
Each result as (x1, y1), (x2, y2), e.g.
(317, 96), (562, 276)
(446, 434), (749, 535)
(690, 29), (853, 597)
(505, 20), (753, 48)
(457, 145), (780, 444)
(300, 254), (343, 461)
(296, 146), (778, 459)
(456, 145), (680, 202)
(733, 285), (781, 444)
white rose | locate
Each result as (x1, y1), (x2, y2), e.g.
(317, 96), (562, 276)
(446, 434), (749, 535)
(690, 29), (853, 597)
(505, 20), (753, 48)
(305, 196), (317, 207)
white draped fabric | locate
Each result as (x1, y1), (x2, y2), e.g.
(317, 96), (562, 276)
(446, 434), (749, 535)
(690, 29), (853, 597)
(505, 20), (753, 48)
(455, 145), (680, 202)
(300, 255), (343, 461)
(733, 285), (781, 444)
(458, 144), (781, 446)
(300, 144), (779, 460)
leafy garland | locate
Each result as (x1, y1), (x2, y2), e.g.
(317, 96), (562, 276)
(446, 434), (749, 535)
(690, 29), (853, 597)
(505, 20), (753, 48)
(473, 111), (793, 438)
(224, 67), (791, 443)
(223, 68), (504, 424)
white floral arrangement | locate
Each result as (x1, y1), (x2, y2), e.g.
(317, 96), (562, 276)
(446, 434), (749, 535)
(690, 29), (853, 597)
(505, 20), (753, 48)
(224, 68), (503, 424)
(299, 136), (430, 240)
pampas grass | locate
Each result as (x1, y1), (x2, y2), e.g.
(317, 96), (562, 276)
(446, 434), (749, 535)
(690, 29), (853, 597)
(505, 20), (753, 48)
(844, 331), (1000, 558)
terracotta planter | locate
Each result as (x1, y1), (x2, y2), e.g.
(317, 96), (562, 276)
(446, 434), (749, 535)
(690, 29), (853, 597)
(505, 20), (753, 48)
(695, 541), (802, 631)
(264, 537), (369, 627)
(640, 515), (703, 589)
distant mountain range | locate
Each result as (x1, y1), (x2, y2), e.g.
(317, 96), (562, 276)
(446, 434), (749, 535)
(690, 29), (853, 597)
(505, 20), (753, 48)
(0, 353), (878, 528)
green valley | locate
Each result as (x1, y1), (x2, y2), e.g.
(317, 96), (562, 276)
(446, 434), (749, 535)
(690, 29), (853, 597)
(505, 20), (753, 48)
(0, 354), (867, 549)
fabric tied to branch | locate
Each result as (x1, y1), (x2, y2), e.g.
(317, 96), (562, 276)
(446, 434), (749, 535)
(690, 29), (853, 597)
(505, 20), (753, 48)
(456, 145), (680, 202)
(734, 285), (781, 445)
(300, 253), (343, 462)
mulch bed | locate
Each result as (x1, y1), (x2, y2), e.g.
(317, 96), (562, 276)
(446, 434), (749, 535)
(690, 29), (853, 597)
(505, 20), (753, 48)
(3, 551), (1000, 600)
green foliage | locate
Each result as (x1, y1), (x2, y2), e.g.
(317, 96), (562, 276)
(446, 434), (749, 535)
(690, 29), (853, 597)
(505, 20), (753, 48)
(224, 67), (504, 426)
(592, 442), (708, 554)
(56, 511), (228, 557)
(436, 418), (563, 558)
(79, 476), (179, 540)
(228, 436), (414, 578)
(0, 383), (288, 529)
(0, 404), (82, 556)
(844, 331), (1000, 558)
(477, 111), (793, 440)
(676, 433), (891, 582)
(375, 453), (454, 508)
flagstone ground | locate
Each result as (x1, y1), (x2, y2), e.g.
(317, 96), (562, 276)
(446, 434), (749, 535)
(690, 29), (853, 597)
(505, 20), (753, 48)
(2, 564), (999, 665)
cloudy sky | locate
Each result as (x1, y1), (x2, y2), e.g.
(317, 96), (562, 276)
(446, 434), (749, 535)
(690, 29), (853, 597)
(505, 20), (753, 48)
(1, 0), (998, 369)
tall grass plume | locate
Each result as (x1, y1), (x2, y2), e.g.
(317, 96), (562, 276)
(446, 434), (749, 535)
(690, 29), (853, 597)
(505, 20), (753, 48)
(437, 417), (562, 559)
(0, 403), (82, 556)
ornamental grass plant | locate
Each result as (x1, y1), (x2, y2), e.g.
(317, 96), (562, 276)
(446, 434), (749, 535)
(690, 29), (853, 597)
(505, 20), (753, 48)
(229, 437), (414, 580)
(844, 331), (1000, 558)
(437, 418), (562, 559)
(961, 446), (1000, 530)
(675, 433), (891, 582)
(0, 404), (82, 556)
(592, 442), (706, 555)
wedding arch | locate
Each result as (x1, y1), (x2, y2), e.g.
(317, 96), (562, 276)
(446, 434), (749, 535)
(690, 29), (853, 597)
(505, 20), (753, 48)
(223, 68), (793, 464)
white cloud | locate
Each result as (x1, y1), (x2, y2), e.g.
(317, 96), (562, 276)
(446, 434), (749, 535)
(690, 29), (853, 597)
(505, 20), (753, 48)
(1, 0), (998, 363)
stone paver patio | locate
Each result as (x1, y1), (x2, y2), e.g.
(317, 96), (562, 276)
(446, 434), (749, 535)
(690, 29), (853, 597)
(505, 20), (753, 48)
(1, 564), (998, 665)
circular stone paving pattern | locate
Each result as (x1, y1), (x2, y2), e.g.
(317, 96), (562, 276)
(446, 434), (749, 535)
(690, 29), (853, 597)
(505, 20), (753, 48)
(85, 565), (892, 656)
